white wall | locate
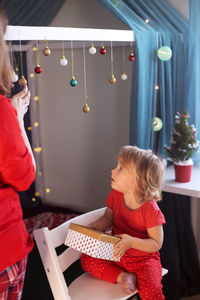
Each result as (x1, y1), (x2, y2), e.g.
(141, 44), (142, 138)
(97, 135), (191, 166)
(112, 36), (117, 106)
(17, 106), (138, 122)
(37, 0), (132, 212)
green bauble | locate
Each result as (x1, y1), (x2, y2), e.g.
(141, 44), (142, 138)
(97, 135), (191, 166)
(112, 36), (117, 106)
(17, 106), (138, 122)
(152, 117), (163, 132)
(157, 46), (172, 61)
(70, 77), (77, 87)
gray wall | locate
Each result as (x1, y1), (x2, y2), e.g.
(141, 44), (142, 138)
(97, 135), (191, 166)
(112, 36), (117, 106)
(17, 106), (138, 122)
(37, 0), (131, 212)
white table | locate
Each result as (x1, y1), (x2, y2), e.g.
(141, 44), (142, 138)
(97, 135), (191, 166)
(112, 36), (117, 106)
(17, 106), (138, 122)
(162, 165), (200, 198)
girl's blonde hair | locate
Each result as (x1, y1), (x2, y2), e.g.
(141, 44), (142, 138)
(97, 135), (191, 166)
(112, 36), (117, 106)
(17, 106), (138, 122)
(117, 145), (166, 203)
(0, 6), (12, 96)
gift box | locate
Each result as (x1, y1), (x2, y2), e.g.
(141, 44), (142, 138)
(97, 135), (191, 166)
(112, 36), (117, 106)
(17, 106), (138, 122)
(65, 223), (121, 261)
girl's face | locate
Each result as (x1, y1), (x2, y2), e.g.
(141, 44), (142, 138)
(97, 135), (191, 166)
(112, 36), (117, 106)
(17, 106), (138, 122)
(111, 158), (135, 194)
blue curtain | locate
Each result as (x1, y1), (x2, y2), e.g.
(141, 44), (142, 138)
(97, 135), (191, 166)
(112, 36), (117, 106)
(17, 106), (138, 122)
(0, 0), (64, 26)
(98, 0), (200, 165)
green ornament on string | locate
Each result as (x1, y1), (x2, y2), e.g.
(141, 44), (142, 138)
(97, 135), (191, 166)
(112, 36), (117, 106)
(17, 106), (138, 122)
(152, 117), (163, 132)
(70, 76), (77, 87)
(157, 46), (172, 61)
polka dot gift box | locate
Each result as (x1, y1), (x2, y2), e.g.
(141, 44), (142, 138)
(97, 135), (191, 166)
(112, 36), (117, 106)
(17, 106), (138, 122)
(65, 223), (121, 262)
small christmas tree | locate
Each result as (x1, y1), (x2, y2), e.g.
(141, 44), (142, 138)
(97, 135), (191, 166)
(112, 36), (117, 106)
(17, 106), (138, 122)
(165, 111), (199, 162)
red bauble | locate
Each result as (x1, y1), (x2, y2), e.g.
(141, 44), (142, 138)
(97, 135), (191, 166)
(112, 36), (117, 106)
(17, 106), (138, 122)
(100, 46), (106, 55)
(128, 53), (135, 61)
(34, 65), (42, 74)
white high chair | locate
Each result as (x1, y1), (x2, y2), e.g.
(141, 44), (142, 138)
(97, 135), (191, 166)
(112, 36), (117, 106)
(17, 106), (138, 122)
(33, 207), (168, 300)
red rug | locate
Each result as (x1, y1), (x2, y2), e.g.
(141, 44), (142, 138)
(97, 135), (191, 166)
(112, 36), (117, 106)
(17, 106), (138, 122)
(24, 212), (78, 237)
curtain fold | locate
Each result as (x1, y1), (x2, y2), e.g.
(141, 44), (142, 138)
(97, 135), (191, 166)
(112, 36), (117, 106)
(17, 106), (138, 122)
(0, 0), (64, 26)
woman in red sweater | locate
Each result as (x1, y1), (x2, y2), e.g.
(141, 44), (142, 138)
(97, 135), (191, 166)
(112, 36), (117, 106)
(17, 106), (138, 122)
(0, 7), (36, 300)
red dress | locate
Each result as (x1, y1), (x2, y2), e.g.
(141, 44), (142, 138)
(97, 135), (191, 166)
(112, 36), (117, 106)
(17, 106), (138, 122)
(0, 95), (35, 272)
(81, 189), (166, 300)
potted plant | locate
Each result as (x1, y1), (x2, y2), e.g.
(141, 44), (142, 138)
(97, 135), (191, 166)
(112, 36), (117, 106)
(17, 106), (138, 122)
(165, 111), (199, 182)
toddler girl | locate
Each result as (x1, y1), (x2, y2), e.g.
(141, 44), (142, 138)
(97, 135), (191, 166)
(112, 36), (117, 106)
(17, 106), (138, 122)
(81, 145), (166, 300)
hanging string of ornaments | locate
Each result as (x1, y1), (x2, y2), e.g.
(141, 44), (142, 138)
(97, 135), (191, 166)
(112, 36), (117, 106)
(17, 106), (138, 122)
(60, 41), (68, 66)
(70, 40), (77, 87)
(89, 41), (96, 54)
(121, 44), (128, 80)
(9, 42), (18, 82)
(34, 43), (42, 74)
(10, 38), (136, 114)
(18, 39), (27, 87)
(82, 41), (90, 113)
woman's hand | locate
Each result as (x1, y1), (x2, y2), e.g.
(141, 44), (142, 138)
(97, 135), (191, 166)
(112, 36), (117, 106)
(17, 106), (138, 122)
(113, 234), (133, 258)
(11, 86), (30, 123)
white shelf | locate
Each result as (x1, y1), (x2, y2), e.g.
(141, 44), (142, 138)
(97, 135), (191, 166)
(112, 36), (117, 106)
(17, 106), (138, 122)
(162, 165), (200, 198)
(4, 25), (135, 42)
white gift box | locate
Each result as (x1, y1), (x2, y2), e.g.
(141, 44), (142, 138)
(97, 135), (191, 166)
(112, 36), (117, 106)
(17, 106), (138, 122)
(65, 223), (120, 262)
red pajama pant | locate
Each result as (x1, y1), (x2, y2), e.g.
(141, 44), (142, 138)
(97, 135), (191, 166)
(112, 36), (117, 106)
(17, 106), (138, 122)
(0, 256), (27, 300)
(81, 252), (165, 300)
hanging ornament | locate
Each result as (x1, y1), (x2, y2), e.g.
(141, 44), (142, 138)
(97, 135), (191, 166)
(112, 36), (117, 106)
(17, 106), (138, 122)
(60, 41), (68, 66)
(89, 42), (96, 54)
(70, 76), (77, 87)
(121, 45), (128, 80)
(19, 40), (27, 87)
(60, 56), (68, 66)
(19, 75), (27, 87)
(152, 117), (163, 132)
(43, 40), (51, 56)
(128, 41), (135, 61)
(157, 46), (172, 61)
(128, 53), (135, 61)
(109, 74), (116, 84)
(100, 45), (106, 55)
(11, 70), (18, 82)
(34, 65), (42, 74)
(121, 72), (128, 80)
(70, 40), (77, 87)
(82, 41), (90, 113)
(9, 42), (18, 83)
(34, 44), (42, 74)
(83, 103), (90, 113)
(109, 41), (116, 84)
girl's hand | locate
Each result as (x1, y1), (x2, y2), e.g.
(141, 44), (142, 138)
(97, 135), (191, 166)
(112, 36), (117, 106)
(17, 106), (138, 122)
(113, 234), (133, 258)
(11, 86), (30, 122)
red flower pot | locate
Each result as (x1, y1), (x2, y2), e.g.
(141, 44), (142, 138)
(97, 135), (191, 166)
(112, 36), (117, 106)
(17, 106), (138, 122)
(174, 162), (193, 183)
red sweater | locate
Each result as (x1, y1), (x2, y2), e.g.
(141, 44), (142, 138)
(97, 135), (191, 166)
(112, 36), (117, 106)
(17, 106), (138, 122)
(0, 95), (35, 271)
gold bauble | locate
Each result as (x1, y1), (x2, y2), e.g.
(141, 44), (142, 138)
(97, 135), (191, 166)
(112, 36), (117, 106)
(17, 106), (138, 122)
(18, 76), (27, 87)
(83, 103), (90, 113)
(43, 46), (51, 56)
(109, 74), (116, 84)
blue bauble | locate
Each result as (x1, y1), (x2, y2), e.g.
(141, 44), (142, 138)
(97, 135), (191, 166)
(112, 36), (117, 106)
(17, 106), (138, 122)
(70, 77), (77, 87)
